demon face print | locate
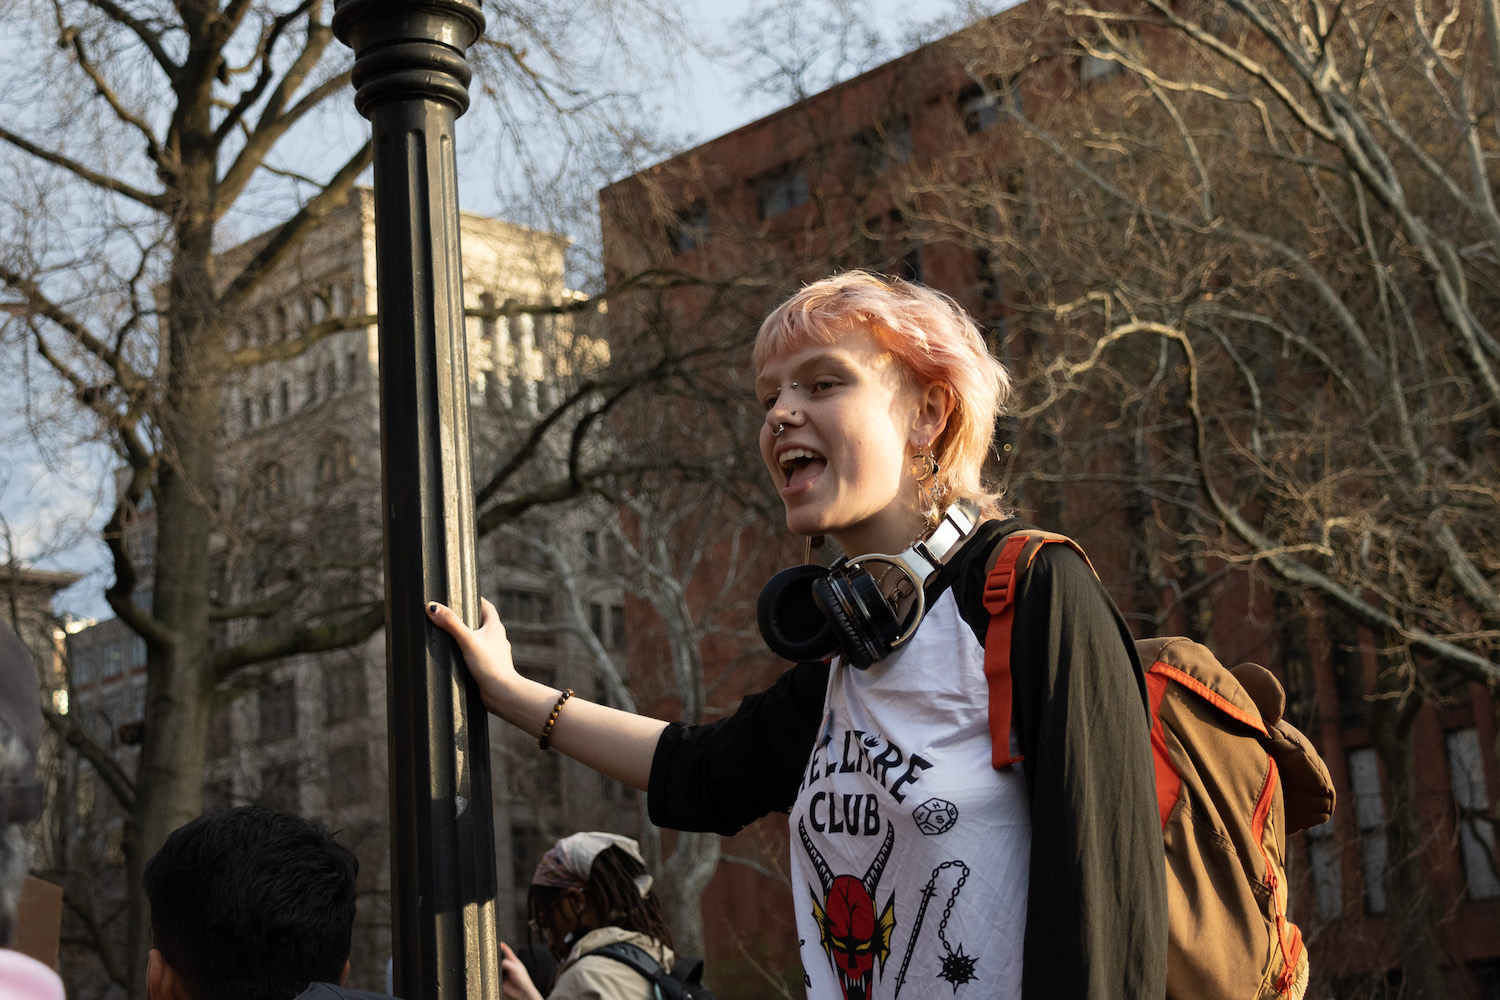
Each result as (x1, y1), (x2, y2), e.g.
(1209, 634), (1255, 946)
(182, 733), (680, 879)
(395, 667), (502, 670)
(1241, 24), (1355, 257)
(800, 818), (896, 1000)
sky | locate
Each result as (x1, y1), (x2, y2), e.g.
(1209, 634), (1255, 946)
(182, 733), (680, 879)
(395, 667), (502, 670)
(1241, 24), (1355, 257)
(0, 0), (976, 621)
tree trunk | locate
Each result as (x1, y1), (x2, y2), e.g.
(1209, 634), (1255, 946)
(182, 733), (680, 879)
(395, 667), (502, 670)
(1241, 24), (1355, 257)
(122, 110), (223, 998)
(660, 829), (721, 960)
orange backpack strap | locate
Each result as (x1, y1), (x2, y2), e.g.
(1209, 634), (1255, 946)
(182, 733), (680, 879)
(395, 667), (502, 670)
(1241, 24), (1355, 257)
(982, 529), (1096, 769)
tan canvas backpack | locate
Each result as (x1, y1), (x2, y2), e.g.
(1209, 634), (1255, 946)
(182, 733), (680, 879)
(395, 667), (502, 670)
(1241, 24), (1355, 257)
(982, 530), (1337, 1000)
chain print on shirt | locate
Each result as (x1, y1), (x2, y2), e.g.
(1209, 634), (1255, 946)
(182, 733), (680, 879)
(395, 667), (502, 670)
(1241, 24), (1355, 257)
(892, 860), (975, 998)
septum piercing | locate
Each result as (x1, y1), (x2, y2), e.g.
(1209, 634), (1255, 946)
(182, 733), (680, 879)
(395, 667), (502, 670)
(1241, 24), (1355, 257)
(773, 423), (786, 437)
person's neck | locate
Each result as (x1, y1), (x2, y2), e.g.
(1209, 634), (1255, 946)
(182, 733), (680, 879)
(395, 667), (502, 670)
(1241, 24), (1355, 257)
(829, 508), (927, 562)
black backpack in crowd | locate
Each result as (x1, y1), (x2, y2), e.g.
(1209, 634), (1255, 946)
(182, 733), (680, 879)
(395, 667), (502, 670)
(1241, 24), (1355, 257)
(584, 941), (717, 1000)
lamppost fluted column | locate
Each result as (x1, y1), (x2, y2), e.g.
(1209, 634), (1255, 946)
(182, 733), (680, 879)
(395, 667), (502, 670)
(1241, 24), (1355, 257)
(331, 4), (499, 999)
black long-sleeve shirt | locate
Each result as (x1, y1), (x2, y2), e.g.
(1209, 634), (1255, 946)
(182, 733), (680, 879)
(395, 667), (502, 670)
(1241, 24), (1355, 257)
(648, 519), (1168, 1000)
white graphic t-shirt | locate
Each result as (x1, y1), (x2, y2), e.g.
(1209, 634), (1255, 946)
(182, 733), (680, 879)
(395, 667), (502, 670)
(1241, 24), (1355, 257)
(788, 587), (1031, 1000)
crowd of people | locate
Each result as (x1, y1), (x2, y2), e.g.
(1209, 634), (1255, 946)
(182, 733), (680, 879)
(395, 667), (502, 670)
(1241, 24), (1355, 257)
(3, 272), (1170, 1000)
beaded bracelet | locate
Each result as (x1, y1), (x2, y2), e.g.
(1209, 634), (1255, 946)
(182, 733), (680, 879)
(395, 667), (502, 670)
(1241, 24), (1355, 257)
(538, 688), (574, 751)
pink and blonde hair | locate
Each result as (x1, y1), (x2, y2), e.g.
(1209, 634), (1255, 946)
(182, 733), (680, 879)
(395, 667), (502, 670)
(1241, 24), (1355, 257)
(753, 270), (1012, 518)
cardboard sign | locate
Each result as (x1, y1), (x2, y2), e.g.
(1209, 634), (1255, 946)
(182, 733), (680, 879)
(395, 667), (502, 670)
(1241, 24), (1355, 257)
(15, 875), (63, 970)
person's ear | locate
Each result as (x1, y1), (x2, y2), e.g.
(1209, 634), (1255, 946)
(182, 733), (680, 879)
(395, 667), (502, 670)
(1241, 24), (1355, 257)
(338, 959), (351, 987)
(909, 382), (954, 450)
(148, 949), (188, 1000)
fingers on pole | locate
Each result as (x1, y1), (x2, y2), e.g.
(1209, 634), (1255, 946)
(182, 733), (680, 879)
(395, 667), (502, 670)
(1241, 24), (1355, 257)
(425, 601), (464, 636)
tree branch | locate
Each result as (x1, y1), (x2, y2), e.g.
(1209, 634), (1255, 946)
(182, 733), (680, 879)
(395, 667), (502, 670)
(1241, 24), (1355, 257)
(216, 140), (372, 313)
(0, 125), (164, 210)
(78, 0), (180, 80)
(210, 603), (385, 682)
(43, 708), (136, 812)
(211, 2), (318, 147)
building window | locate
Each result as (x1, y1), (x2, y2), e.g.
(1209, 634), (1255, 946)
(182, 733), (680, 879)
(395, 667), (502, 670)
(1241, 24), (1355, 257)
(324, 657), (368, 724)
(102, 691), (126, 743)
(854, 121), (912, 174)
(260, 392), (272, 422)
(71, 647), (95, 687)
(325, 361), (339, 396)
(1445, 728), (1500, 900)
(1304, 818), (1342, 920)
(1079, 51), (1122, 83)
(609, 606), (626, 651)
(496, 588), (553, 625)
(1347, 747), (1389, 914)
(258, 678), (297, 741)
(253, 462), (286, 513)
(1078, 28), (1135, 84)
(895, 245), (923, 283)
(589, 602), (605, 643)
(322, 503), (363, 564)
(960, 78), (1022, 132)
(316, 436), (356, 486)
(755, 165), (810, 219)
(327, 743), (370, 808)
(102, 642), (124, 680)
(346, 350), (361, 387)
(258, 761), (299, 814)
(242, 397), (254, 432)
(207, 705), (233, 760)
(277, 380), (289, 417)
(669, 203), (710, 253)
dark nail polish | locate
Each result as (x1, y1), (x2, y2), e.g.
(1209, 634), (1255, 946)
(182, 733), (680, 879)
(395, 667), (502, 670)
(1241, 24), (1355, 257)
(427, 602), (439, 614)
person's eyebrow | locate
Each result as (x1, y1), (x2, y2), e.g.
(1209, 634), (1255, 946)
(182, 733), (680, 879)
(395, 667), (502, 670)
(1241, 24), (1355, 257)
(755, 353), (854, 396)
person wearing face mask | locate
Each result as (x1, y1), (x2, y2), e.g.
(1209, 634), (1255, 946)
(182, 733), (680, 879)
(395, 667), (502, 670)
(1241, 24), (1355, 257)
(500, 833), (678, 1000)
(430, 272), (1166, 1000)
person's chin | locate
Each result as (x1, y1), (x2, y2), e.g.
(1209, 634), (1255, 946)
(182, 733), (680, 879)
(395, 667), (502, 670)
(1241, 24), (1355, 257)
(783, 503), (831, 540)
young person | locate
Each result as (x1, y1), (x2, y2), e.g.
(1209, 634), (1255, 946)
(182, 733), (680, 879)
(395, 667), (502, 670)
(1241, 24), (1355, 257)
(429, 271), (1167, 999)
(143, 806), (386, 1000)
(499, 833), (676, 1000)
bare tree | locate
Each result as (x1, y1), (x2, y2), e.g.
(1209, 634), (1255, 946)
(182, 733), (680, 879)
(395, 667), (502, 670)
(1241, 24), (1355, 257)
(917, 1), (1499, 993)
(0, 2), (755, 995)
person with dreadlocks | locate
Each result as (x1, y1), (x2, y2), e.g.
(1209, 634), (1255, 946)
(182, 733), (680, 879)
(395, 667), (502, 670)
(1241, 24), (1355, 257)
(500, 833), (677, 1000)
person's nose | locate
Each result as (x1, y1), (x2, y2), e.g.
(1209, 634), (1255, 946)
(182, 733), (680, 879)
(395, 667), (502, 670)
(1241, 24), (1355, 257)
(766, 390), (801, 432)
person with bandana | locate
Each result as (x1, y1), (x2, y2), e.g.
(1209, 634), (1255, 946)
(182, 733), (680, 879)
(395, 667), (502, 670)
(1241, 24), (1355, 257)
(502, 832), (677, 1000)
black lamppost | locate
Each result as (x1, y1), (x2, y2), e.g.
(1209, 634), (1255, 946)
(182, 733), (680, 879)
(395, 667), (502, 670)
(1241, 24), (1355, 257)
(331, 4), (499, 999)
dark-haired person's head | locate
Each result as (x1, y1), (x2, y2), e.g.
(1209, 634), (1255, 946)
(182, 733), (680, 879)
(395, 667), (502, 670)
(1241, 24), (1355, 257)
(143, 806), (358, 1000)
(527, 832), (672, 961)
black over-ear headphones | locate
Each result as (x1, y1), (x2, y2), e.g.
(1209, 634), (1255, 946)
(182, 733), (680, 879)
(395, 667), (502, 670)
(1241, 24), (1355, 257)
(756, 500), (981, 668)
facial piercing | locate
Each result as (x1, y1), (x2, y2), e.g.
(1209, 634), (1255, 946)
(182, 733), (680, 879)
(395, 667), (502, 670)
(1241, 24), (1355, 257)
(773, 423), (786, 437)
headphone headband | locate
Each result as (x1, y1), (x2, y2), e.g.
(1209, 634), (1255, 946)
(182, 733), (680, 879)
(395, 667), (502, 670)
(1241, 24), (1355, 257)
(758, 499), (983, 667)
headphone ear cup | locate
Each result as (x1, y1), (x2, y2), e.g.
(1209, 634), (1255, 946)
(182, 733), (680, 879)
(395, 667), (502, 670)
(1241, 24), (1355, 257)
(812, 571), (900, 670)
(757, 565), (838, 662)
